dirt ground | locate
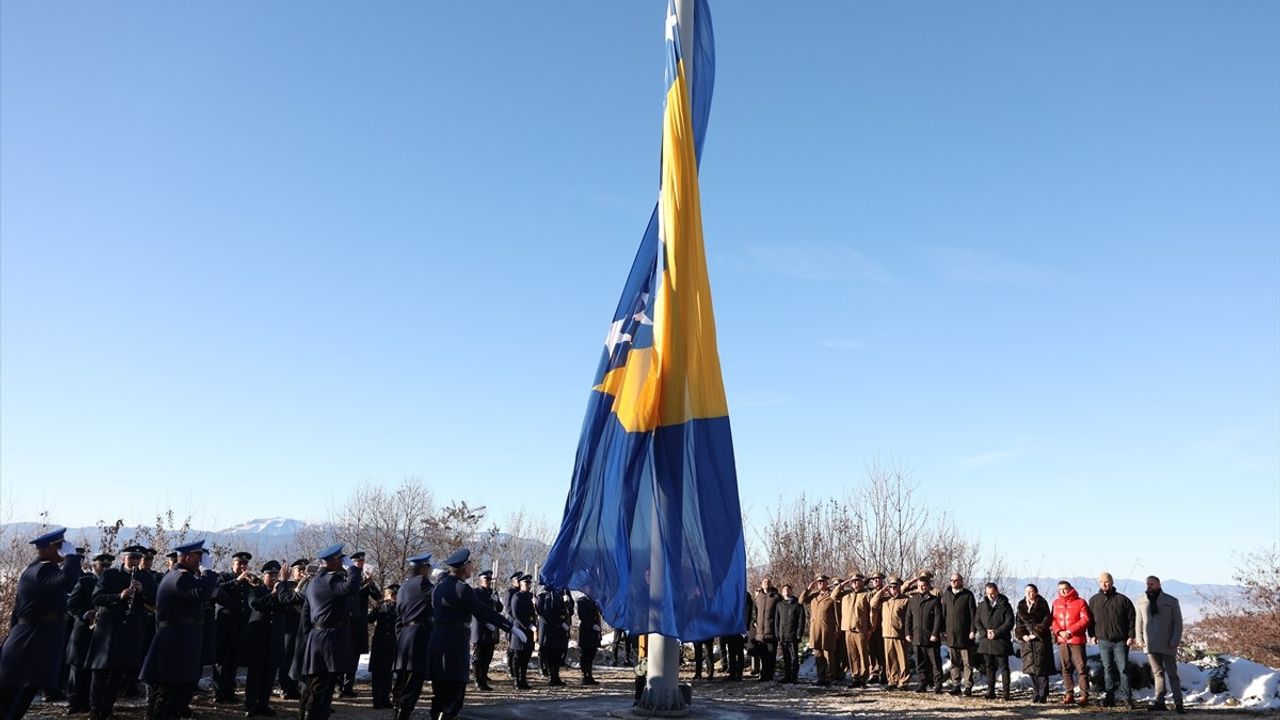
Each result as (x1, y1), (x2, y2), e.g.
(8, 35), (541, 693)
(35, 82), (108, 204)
(24, 666), (1277, 719)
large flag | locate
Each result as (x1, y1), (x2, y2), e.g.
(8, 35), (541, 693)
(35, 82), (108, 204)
(542, 0), (745, 640)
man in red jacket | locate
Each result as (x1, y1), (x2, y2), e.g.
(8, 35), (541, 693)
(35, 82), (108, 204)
(1051, 581), (1091, 706)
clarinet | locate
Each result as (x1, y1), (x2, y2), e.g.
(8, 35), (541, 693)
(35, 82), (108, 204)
(128, 567), (138, 615)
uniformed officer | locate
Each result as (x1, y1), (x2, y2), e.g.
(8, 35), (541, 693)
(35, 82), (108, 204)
(468, 571), (502, 692)
(367, 585), (399, 709)
(339, 552), (378, 698)
(243, 560), (294, 717)
(576, 591), (603, 686)
(128, 548), (160, 699)
(505, 575), (535, 691)
(0, 528), (83, 720)
(278, 559), (308, 700)
(65, 554), (111, 714)
(535, 583), (570, 687)
(391, 553), (433, 720)
(299, 544), (363, 720)
(214, 551), (254, 703)
(86, 544), (154, 720)
(428, 550), (519, 720)
(139, 539), (220, 720)
(502, 572), (521, 674)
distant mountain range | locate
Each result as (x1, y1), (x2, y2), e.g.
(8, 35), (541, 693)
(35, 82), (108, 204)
(1, 518), (1241, 621)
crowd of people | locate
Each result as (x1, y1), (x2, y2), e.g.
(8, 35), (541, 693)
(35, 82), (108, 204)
(0, 528), (1190, 720)
(721, 570), (1186, 713)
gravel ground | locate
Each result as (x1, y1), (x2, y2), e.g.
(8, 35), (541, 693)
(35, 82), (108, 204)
(23, 665), (1277, 719)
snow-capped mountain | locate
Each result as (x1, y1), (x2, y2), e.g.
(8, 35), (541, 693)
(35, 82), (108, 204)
(217, 517), (306, 537)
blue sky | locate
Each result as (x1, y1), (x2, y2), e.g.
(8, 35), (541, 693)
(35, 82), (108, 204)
(2, 1), (1276, 584)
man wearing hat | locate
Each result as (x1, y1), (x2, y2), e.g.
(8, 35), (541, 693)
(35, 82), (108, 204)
(368, 584), (400, 709)
(505, 575), (536, 690)
(85, 544), (154, 720)
(139, 539), (221, 720)
(299, 544), (364, 720)
(468, 570), (502, 692)
(339, 551), (379, 698)
(392, 552), (434, 720)
(866, 572), (887, 684)
(801, 575), (839, 686)
(870, 576), (912, 691)
(0, 529), (83, 720)
(214, 551), (255, 703)
(277, 559), (309, 700)
(502, 572), (521, 674)
(65, 553), (110, 715)
(575, 588), (603, 686)
(429, 549), (519, 720)
(834, 572), (873, 688)
(242, 559), (294, 717)
(534, 581), (571, 687)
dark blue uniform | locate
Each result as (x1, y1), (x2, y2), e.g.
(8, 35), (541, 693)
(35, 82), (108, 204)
(139, 567), (220, 720)
(243, 582), (294, 714)
(391, 576), (432, 720)
(276, 578), (303, 698)
(535, 589), (571, 685)
(506, 590), (535, 689)
(86, 567), (155, 720)
(428, 575), (512, 719)
(0, 555), (82, 720)
(576, 595), (603, 684)
(299, 567), (362, 720)
(468, 586), (502, 689)
(340, 581), (378, 695)
(64, 575), (98, 712)
(213, 572), (251, 700)
(367, 601), (397, 707)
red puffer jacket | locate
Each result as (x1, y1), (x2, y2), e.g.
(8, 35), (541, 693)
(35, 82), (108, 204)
(1051, 588), (1091, 645)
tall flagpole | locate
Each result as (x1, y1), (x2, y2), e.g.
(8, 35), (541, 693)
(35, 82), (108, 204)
(635, 0), (695, 714)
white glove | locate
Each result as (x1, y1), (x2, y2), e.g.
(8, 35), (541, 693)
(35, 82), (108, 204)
(592, 625), (601, 632)
(562, 623), (570, 631)
(512, 627), (528, 644)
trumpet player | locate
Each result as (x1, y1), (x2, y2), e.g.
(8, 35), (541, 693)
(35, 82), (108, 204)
(65, 553), (112, 715)
(245, 561), (296, 717)
(214, 551), (255, 704)
(340, 551), (379, 698)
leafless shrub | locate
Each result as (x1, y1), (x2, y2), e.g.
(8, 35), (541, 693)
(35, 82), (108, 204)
(1186, 545), (1280, 667)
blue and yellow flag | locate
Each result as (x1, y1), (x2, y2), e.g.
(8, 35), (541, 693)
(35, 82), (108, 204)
(542, 0), (745, 640)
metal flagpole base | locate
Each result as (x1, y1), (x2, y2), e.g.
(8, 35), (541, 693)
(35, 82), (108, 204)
(634, 633), (689, 716)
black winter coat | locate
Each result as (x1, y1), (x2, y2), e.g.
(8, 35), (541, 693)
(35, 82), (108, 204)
(576, 596), (602, 651)
(244, 583), (293, 670)
(535, 590), (571, 651)
(428, 575), (511, 683)
(139, 568), (220, 685)
(905, 592), (943, 647)
(772, 596), (806, 643)
(215, 572), (251, 665)
(87, 567), (154, 670)
(1088, 589), (1135, 642)
(752, 589), (780, 642)
(940, 587), (977, 649)
(506, 591), (535, 653)
(1015, 595), (1056, 677)
(974, 594), (1014, 656)
(469, 586), (503, 646)
(65, 575), (97, 667)
(348, 580), (379, 655)
(368, 602), (397, 673)
(0, 555), (83, 689)
(392, 575), (433, 674)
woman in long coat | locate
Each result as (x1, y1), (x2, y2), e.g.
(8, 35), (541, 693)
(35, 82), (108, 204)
(974, 583), (1015, 700)
(1014, 583), (1056, 703)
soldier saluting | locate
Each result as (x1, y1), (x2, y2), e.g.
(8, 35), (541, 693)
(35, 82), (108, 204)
(138, 539), (220, 720)
(0, 528), (83, 720)
(428, 549), (519, 720)
(299, 544), (363, 720)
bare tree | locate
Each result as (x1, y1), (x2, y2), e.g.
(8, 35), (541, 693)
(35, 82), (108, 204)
(1187, 545), (1280, 666)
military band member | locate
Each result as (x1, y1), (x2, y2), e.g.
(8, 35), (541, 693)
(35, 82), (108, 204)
(298, 545), (362, 720)
(86, 545), (154, 720)
(139, 539), (220, 720)
(214, 551), (254, 703)
(0, 529), (83, 720)
(244, 560), (293, 717)
(575, 591), (602, 686)
(428, 550), (518, 720)
(506, 575), (535, 690)
(392, 553), (433, 720)
(468, 571), (501, 692)
(367, 585), (399, 709)
(502, 572), (521, 675)
(278, 560), (308, 700)
(65, 553), (109, 715)
(340, 552), (378, 698)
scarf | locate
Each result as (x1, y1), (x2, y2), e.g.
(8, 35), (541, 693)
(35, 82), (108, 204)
(1146, 589), (1162, 615)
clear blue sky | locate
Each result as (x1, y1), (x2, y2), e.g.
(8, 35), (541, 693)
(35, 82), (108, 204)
(2, 1), (1277, 584)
